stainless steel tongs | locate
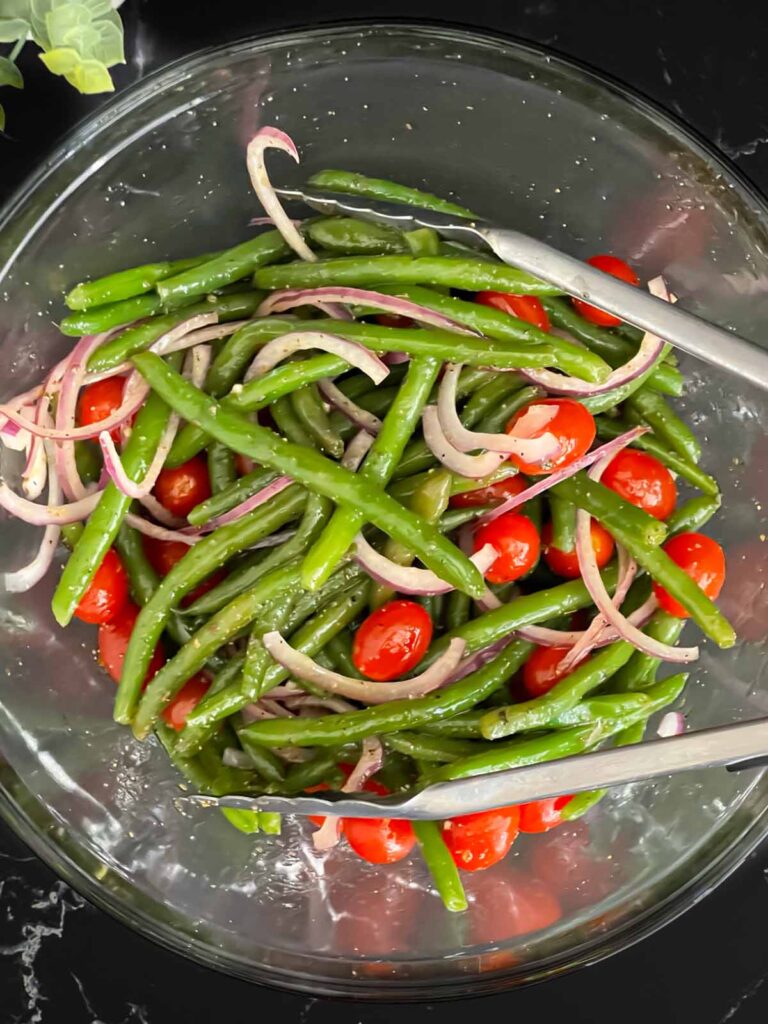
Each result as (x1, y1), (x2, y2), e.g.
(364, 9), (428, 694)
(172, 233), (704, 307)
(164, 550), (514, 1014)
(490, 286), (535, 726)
(181, 718), (768, 820)
(274, 186), (768, 391)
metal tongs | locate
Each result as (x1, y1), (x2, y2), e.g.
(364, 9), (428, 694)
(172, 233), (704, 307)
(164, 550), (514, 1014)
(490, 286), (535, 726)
(274, 186), (768, 391)
(181, 718), (768, 820)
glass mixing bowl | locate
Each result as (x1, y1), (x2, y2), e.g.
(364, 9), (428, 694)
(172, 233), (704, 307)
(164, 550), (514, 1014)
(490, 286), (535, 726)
(1, 23), (767, 1000)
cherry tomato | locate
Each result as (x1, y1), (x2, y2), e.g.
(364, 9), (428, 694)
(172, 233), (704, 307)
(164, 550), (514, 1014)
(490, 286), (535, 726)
(142, 536), (225, 607)
(442, 806), (520, 872)
(475, 291), (551, 332)
(541, 519), (615, 579)
(352, 600), (433, 682)
(76, 376), (128, 443)
(343, 817), (416, 864)
(153, 456), (211, 518)
(471, 867), (562, 944)
(601, 448), (677, 520)
(571, 254), (640, 326)
(235, 454), (255, 476)
(473, 511), (540, 584)
(652, 532), (726, 618)
(449, 474), (528, 510)
(506, 398), (596, 476)
(161, 673), (210, 731)
(522, 645), (586, 699)
(74, 548), (129, 624)
(375, 313), (414, 328)
(98, 602), (165, 686)
(518, 796), (573, 834)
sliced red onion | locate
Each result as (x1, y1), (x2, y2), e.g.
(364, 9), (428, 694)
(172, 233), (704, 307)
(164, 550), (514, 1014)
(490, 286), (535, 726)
(354, 534), (497, 596)
(137, 494), (185, 528)
(274, 745), (315, 762)
(341, 429), (374, 471)
(437, 364), (561, 460)
(263, 632), (466, 704)
(258, 287), (477, 335)
(283, 694), (358, 714)
(477, 425), (650, 526)
(313, 736), (384, 850)
(520, 277), (672, 396)
(515, 594), (659, 650)
(203, 475), (293, 530)
(123, 512), (200, 545)
(446, 637), (515, 684)
(0, 484), (102, 526)
(476, 587), (503, 613)
(244, 331), (389, 385)
(21, 398), (49, 500)
(657, 711), (685, 738)
(54, 333), (109, 500)
(246, 127), (316, 262)
(572, 444), (698, 664)
(422, 405), (507, 478)
(318, 380), (383, 434)
(249, 215), (302, 227)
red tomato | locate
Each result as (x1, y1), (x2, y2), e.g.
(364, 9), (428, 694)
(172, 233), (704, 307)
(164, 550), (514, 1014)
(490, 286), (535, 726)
(161, 674), (210, 731)
(571, 254), (640, 326)
(76, 376), (128, 443)
(74, 548), (129, 625)
(343, 817), (416, 864)
(519, 796), (573, 834)
(473, 511), (540, 584)
(449, 474), (528, 510)
(98, 602), (165, 686)
(471, 867), (562, 944)
(506, 398), (596, 476)
(601, 448), (677, 520)
(442, 806), (520, 872)
(522, 645), (585, 699)
(541, 519), (615, 579)
(142, 536), (225, 607)
(235, 454), (255, 476)
(352, 600), (433, 681)
(375, 313), (414, 328)
(475, 291), (551, 332)
(652, 532), (726, 618)
(153, 456), (211, 518)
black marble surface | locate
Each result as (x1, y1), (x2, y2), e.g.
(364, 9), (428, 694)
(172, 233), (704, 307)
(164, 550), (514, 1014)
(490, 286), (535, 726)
(1, 2), (768, 1021)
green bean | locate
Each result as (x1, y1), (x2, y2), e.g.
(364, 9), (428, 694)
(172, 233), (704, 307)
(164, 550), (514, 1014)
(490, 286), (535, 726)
(208, 654), (246, 696)
(207, 441), (237, 494)
(198, 317), (298, 398)
(236, 731), (287, 784)
(280, 749), (350, 794)
(220, 808), (264, 834)
(74, 441), (102, 487)
(51, 382), (177, 627)
(132, 353), (485, 600)
(611, 611), (686, 692)
(667, 494), (722, 535)
(242, 590), (298, 700)
(474, 385), (544, 436)
(259, 812), (282, 835)
(157, 231), (290, 306)
(405, 228), (440, 257)
(421, 712), (484, 739)
(307, 218), (409, 254)
(626, 387), (702, 464)
(480, 640), (634, 739)
(60, 292), (171, 336)
(390, 463), (520, 504)
(61, 522), (84, 549)
(548, 493), (577, 552)
(445, 590), (472, 632)
(169, 354), (351, 467)
(553, 474), (734, 647)
(551, 472), (667, 547)
(65, 254), (213, 310)
(114, 523), (159, 606)
(541, 296), (684, 396)
(187, 468), (279, 526)
(132, 561), (302, 739)
(560, 720), (646, 820)
(325, 632), (362, 678)
(240, 641), (529, 748)
(307, 168), (476, 219)
(383, 732), (484, 762)
(270, 394), (315, 447)
(579, 342), (674, 415)
(413, 820), (468, 913)
(439, 506), (494, 534)
(85, 292), (263, 373)
(595, 418), (719, 496)
(179, 583), (369, 753)
(184, 492), (330, 616)
(290, 384), (344, 457)
(429, 674), (687, 783)
(114, 484), (307, 724)
(379, 285), (610, 383)
(254, 255), (562, 299)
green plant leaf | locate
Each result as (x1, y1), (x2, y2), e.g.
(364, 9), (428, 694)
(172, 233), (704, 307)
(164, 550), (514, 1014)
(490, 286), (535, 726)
(0, 55), (24, 88)
(69, 0), (113, 16)
(38, 44), (79, 75)
(61, 22), (101, 56)
(30, 0), (53, 48)
(65, 56), (113, 94)
(0, 16), (30, 42)
(2, 1), (33, 19)
(46, 3), (93, 48)
(89, 17), (123, 65)
(0, 102), (5, 133)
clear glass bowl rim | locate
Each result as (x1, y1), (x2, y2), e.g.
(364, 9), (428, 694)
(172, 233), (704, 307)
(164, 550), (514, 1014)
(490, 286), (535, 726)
(1, 20), (767, 1001)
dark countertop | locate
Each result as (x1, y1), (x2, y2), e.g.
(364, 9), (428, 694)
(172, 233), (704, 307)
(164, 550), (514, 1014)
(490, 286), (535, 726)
(1, 2), (767, 1021)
